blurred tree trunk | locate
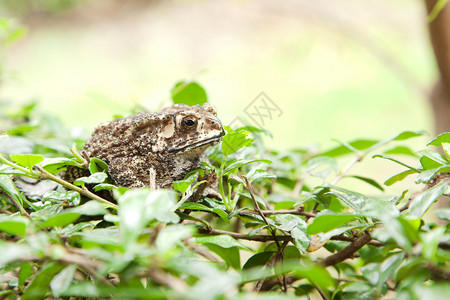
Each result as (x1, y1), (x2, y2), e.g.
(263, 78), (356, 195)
(425, 0), (450, 135)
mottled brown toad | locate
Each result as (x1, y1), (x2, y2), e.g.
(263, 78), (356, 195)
(70, 104), (224, 188)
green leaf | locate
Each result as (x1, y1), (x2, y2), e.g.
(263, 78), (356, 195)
(50, 264), (76, 298)
(361, 252), (405, 288)
(393, 130), (426, 141)
(0, 174), (26, 208)
(22, 262), (65, 300)
(221, 127), (254, 156)
(43, 190), (80, 205)
(203, 243), (241, 270)
(306, 156), (338, 178)
(0, 241), (34, 266)
(0, 215), (29, 236)
(39, 212), (81, 229)
(349, 175), (384, 191)
(172, 174), (196, 194)
(10, 154), (44, 169)
(19, 262), (34, 292)
(171, 81), (207, 106)
(307, 213), (360, 234)
(88, 157), (109, 174)
(38, 157), (83, 174)
(418, 149), (450, 166)
(156, 225), (194, 252)
(383, 146), (417, 157)
(213, 208), (230, 224)
(73, 172), (107, 186)
(223, 159), (272, 175)
(69, 201), (108, 216)
(409, 181), (450, 218)
(119, 189), (179, 247)
(384, 169), (417, 186)
(194, 235), (253, 251)
(420, 227), (445, 261)
(243, 251), (275, 270)
(319, 139), (377, 157)
(275, 215), (309, 253)
(373, 154), (420, 172)
(293, 261), (335, 291)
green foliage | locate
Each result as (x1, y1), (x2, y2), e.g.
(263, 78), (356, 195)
(0, 81), (449, 299)
(171, 80), (208, 106)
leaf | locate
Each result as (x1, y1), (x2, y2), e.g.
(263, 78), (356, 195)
(420, 227), (445, 261)
(22, 262), (65, 300)
(38, 212), (81, 229)
(43, 190), (80, 205)
(307, 213), (360, 234)
(88, 157), (109, 174)
(221, 127), (254, 156)
(306, 156), (338, 179)
(10, 154), (44, 169)
(213, 208), (230, 224)
(156, 225), (194, 252)
(349, 175), (384, 191)
(275, 215), (309, 253)
(223, 159), (272, 175)
(73, 172), (107, 186)
(172, 174), (196, 194)
(372, 154), (420, 172)
(319, 139), (378, 157)
(118, 189), (179, 247)
(194, 235), (253, 251)
(69, 201), (108, 216)
(38, 157), (83, 174)
(19, 262), (34, 292)
(0, 174), (25, 206)
(0, 215), (30, 236)
(245, 169), (276, 183)
(50, 264), (77, 298)
(243, 251), (275, 270)
(384, 169), (416, 186)
(204, 244), (241, 270)
(383, 146), (417, 157)
(418, 149), (450, 166)
(0, 241), (34, 266)
(392, 130), (426, 141)
(293, 261), (335, 291)
(171, 81), (207, 106)
(409, 181), (450, 218)
(361, 252), (405, 288)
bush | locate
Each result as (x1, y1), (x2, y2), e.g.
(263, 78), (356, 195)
(0, 90), (449, 299)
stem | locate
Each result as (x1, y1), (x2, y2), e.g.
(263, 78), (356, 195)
(331, 153), (364, 186)
(0, 154), (40, 179)
(218, 158), (231, 211)
(35, 166), (118, 210)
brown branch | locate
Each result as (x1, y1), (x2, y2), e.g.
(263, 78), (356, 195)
(35, 166), (118, 210)
(320, 231), (372, 267)
(243, 176), (280, 247)
(239, 208), (315, 218)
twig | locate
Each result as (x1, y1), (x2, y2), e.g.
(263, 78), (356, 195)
(243, 176), (279, 247)
(240, 208), (315, 218)
(320, 231), (371, 267)
(183, 237), (221, 262)
(35, 166), (118, 210)
(331, 154), (364, 186)
(316, 285), (330, 300)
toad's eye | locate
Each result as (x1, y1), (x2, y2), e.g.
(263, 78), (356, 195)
(181, 116), (198, 130)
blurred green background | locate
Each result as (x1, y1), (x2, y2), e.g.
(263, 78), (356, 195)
(0, 0), (436, 151)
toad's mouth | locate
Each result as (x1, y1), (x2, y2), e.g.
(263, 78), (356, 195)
(167, 132), (224, 153)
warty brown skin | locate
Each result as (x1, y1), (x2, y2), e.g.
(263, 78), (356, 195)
(72, 104), (224, 188)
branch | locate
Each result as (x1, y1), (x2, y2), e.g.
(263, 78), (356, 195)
(239, 207), (315, 218)
(320, 231), (372, 267)
(35, 166), (118, 210)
